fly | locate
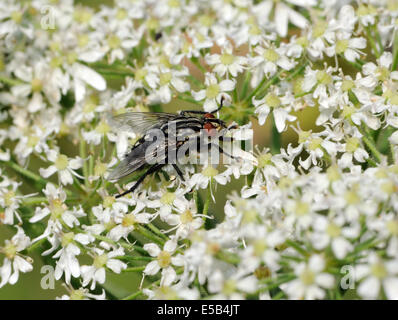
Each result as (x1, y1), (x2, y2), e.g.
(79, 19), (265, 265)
(107, 97), (237, 198)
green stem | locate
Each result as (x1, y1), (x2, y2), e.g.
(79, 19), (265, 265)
(393, 32), (398, 71)
(241, 70), (251, 99)
(364, 25), (380, 58)
(216, 251), (240, 265)
(0, 75), (23, 86)
(89, 62), (133, 75)
(177, 94), (202, 105)
(135, 224), (165, 245)
(359, 126), (382, 163)
(233, 87), (238, 103)
(244, 75), (268, 103)
(89, 144), (94, 178)
(285, 240), (308, 257)
(270, 113), (281, 154)
(2, 160), (47, 186)
(122, 267), (184, 300)
(256, 70), (285, 99)
(203, 185), (211, 216)
(193, 189), (203, 214)
(122, 290), (146, 300)
(191, 57), (207, 74)
(294, 89), (314, 98)
(123, 266), (146, 273)
(186, 74), (204, 89)
(27, 237), (47, 253)
(372, 24), (384, 56)
(21, 196), (48, 205)
(147, 223), (169, 241)
(80, 134), (89, 189)
(272, 290), (286, 300)
(91, 233), (148, 255)
(391, 144), (396, 165)
(72, 174), (86, 194)
(95, 69), (133, 77)
(258, 274), (296, 293)
(285, 61), (308, 81)
(118, 255), (154, 262)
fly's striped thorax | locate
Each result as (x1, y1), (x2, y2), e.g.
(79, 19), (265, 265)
(160, 117), (204, 133)
(159, 117), (205, 148)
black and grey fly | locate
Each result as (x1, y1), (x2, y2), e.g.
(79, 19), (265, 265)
(107, 98), (237, 198)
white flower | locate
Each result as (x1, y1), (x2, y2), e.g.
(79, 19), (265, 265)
(281, 255), (334, 299)
(57, 287), (106, 300)
(11, 60), (61, 112)
(252, 92), (297, 132)
(81, 247), (127, 290)
(39, 149), (83, 186)
(29, 183), (86, 246)
(250, 42), (295, 84)
(356, 253), (398, 300)
(389, 131), (398, 145)
(82, 119), (115, 145)
(362, 52), (398, 87)
(207, 268), (258, 299)
(310, 215), (357, 259)
(205, 45), (247, 77)
(143, 283), (199, 300)
(188, 165), (230, 191)
(162, 198), (204, 239)
(302, 66), (338, 100)
(108, 202), (153, 241)
(68, 63), (107, 103)
(148, 67), (191, 104)
(338, 135), (369, 169)
(0, 2), (34, 41)
(13, 125), (50, 162)
(257, 0), (313, 37)
(96, 17), (143, 64)
(65, 92), (106, 126)
(146, 187), (188, 222)
(325, 31), (366, 62)
(0, 227), (33, 288)
(296, 129), (339, 170)
(143, 240), (184, 286)
(192, 73), (235, 112)
(53, 232), (92, 285)
(238, 225), (285, 273)
(0, 177), (24, 225)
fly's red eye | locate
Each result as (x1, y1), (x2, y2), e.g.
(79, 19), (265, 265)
(204, 113), (215, 119)
(204, 122), (214, 131)
(204, 122), (217, 136)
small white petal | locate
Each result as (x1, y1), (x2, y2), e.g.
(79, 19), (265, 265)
(143, 243), (161, 257)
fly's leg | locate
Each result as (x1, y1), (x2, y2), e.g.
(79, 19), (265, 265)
(210, 143), (240, 161)
(179, 96), (225, 116)
(115, 164), (164, 198)
(179, 110), (207, 117)
(172, 164), (185, 181)
(218, 136), (234, 143)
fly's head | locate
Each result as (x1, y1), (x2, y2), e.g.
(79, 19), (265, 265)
(201, 96), (239, 136)
(202, 112), (239, 139)
(202, 112), (227, 136)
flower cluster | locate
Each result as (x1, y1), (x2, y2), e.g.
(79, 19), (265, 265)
(0, 0), (398, 300)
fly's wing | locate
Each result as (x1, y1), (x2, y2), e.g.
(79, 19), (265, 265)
(107, 136), (171, 182)
(107, 112), (178, 135)
(107, 158), (140, 182)
(107, 112), (198, 182)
